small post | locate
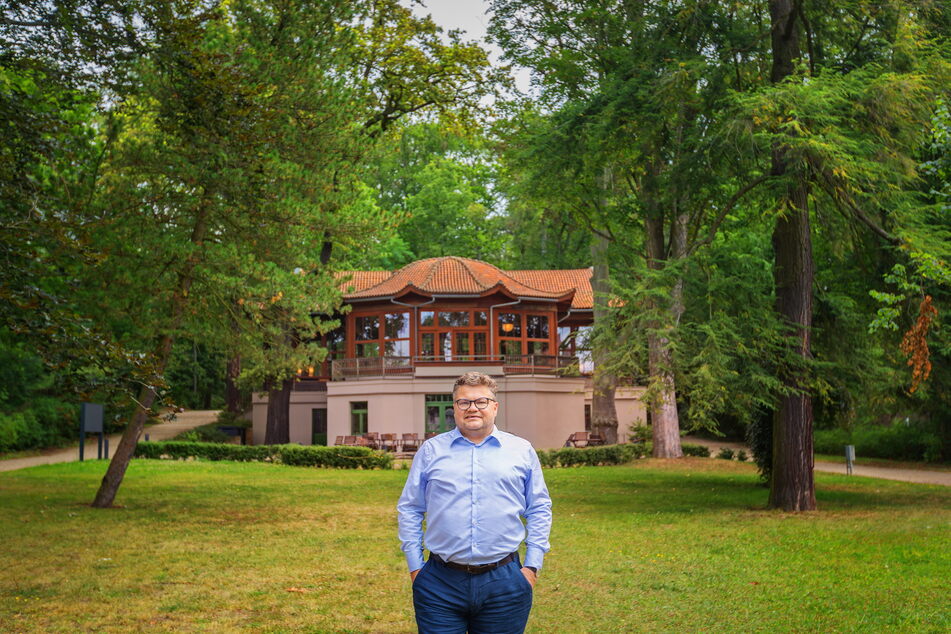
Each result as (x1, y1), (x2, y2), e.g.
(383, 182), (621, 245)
(104, 437), (109, 460)
(845, 444), (855, 475)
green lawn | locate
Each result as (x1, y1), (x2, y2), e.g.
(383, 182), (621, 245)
(0, 459), (948, 633)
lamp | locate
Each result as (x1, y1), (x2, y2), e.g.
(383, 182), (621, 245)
(501, 322), (515, 333)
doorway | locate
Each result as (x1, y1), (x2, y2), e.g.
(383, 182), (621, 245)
(425, 394), (455, 435)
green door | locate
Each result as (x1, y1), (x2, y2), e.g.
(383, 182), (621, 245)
(425, 394), (455, 435)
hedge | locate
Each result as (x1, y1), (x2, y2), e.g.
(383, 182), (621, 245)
(814, 426), (944, 463)
(681, 443), (711, 458)
(134, 441), (394, 469)
(536, 443), (648, 467)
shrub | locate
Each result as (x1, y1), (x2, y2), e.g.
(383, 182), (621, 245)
(0, 398), (78, 453)
(629, 425), (652, 444)
(172, 423), (232, 443)
(536, 443), (647, 468)
(681, 443), (710, 458)
(134, 441), (393, 469)
(716, 448), (735, 460)
(814, 425), (944, 463)
(214, 410), (252, 428)
(0, 411), (33, 452)
(736, 450), (749, 462)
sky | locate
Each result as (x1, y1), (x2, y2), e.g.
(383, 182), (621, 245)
(404, 0), (532, 93)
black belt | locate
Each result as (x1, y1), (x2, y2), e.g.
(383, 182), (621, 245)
(430, 552), (516, 575)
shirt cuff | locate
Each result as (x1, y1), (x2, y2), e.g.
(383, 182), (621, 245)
(405, 551), (425, 572)
(524, 545), (545, 571)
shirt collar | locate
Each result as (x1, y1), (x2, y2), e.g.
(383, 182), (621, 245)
(449, 426), (503, 448)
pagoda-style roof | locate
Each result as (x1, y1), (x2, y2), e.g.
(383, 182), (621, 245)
(339, 256), (593, 309)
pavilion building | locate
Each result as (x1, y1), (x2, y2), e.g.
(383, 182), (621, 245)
(250, 256), (645, 449)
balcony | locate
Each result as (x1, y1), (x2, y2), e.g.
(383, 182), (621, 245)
(331, 354), (584, 381)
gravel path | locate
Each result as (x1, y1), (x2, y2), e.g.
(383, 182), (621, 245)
(0, 410), (219, 473)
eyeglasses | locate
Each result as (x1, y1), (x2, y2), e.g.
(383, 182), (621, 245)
(453, 397), (497, 410)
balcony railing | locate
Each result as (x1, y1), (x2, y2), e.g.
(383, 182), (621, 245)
(331, 355), (584, 380)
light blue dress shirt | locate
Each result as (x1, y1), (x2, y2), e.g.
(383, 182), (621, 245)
(397, 426), (552, 572)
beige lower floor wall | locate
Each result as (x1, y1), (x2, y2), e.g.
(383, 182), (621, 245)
(252, 370), (646, 450)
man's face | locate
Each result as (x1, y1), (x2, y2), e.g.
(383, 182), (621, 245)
(453, 384), (498, 441)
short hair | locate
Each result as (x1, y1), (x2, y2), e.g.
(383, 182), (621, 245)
(452, 371), (498, 397)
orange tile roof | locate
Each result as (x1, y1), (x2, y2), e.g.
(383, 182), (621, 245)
(338, 257), (593, 309)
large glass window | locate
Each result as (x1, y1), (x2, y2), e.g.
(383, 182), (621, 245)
(439, 311), (470, 327)
(474, 332), (487, 356)
(526, 314), (550, 356)
(501, 340), (522, 356)
(356, 342), (379, 357)
(384, 312), (410, 359)
(529, 341), (549, 354)
(527, 315), (549, 339)
(418, 309), (488, 361)
(385, 312), (410, 338)
(421, 333), (435, 358)
(355, 316), (379, 341)
(455, 332), (470, 358)
(385, 340), (409, 356)
(352, 312), (409, 359)
(498, 313), (521, 337)
(440, 332), (452, 359)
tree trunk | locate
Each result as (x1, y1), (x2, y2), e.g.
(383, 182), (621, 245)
(264, 377), (293, 444)
(644, 210), (686, 458)
(768, 0), (817, 511)
(91, 204), (211, 508)
(225, 354), (242, 414)
(590, 232), (619, 444)
(92, 335), (171, 508)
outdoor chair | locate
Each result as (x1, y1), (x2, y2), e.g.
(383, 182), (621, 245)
(401, 433), (420, 452)
(343, 435), (357, 446)
(363, 432), (380, 449)
(588, 433), (605, 446)
(425, 432), (437, 440)
(334, 436), (344, 446)
(380, 433), (399, 452)
(565, 431), (589, 448)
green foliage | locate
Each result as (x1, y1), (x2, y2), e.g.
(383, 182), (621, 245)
(0, 398), (78, 453)
(164, 340), (226, 410)
(535, 443), (646, 468)
(681, 443), (710, 458)
(358, 123), (509, 268)
(214, 411), (252, 427)
(134, 441), (393, 469)
(814, 425), (944, 463)
(0, 333), (79, 452)
(172, 424), (232, 444)
(717, 448), (736, 460)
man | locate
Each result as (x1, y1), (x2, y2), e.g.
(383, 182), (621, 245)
(397, 371), (552, 634)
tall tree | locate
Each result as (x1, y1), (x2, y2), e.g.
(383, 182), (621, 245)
(490, 0), (770, 455)
(87, 0), (384, 506)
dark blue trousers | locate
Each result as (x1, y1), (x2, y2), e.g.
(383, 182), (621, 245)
(412, 554), (533, 634)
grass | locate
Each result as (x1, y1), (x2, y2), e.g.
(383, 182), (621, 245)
(0, 459), (948, 633)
